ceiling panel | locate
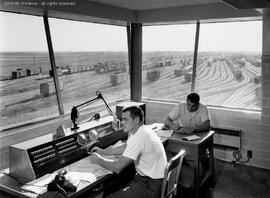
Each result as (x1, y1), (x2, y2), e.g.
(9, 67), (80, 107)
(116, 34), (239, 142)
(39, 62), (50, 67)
(222, 0), (270, 9)
(88, 0), (221, 11)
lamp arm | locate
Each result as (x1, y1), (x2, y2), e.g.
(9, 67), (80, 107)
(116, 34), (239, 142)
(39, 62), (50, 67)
(96, 91), (115, 118)
(76, 95), (100, 109)
(96, 91), (120, 131)
(71, 94), (101, 130)
(71, 90), (119, 131)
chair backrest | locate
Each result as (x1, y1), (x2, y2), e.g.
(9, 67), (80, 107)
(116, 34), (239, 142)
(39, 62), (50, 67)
(161, 149), (185, 198)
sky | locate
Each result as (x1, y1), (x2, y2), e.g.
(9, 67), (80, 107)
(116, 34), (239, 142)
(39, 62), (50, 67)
(0, 11), (262, 52)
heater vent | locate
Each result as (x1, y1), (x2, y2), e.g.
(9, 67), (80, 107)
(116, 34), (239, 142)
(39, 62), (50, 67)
(212, 127), (241, 150)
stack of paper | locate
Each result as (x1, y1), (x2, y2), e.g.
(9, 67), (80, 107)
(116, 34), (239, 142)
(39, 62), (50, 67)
(21, 173), (56, 194)
(21, 184), (47, 194)
(68, 156), (113, 178)
(182, 135), (201, 141)
(155, 129), (173, 138)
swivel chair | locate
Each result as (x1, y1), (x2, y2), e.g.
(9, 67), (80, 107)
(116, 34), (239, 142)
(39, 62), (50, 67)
(161, 149), (185, 198)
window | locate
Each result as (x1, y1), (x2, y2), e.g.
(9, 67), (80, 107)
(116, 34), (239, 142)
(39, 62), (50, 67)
(197, 21), (262, 110)
(49, 18), (129, 121)
(142, 24), (196, 101)
(0, 12), (58, 129)
(142, 21), (262, 111)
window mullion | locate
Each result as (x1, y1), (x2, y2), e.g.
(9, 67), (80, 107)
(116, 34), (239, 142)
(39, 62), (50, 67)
(43, 15), (64, 115)
(191, 21), (200, 92)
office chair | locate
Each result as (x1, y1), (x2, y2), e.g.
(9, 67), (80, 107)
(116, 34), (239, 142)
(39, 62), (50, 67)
(161, 149), (185, 198)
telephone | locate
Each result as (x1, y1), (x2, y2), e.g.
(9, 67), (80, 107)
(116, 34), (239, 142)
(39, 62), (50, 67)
(47, 169), (77, 196)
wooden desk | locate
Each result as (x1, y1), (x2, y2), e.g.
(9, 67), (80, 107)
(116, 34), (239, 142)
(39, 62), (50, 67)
(164, 131), (215, 198)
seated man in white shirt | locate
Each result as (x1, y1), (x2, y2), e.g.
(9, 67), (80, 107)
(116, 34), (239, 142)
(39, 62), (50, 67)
(164, 92), (211, 134)
(89, 106), (167, 198)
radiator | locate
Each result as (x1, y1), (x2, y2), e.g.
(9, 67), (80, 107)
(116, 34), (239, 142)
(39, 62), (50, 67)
(212, 127), (241, 150)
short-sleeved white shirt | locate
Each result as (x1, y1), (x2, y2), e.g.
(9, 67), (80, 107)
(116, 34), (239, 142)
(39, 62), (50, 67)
(122, 125), (167, 179)
(169, 103), (210, 128)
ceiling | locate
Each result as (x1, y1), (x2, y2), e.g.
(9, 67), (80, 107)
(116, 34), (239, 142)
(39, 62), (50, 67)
(88, 0), (221, 11)
(0, 0), (268, 25)
(88, 0), (270, 11)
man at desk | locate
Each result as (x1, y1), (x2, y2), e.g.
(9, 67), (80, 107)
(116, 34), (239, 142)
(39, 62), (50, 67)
(164, 92), (211, 133)
(90, 106), (167, 198)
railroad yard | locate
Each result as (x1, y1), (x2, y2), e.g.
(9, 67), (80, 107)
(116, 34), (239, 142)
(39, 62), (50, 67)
(0, 52), (261, 127)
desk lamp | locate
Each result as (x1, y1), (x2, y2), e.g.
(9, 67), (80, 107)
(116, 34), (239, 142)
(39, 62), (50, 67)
(70, 90), (120, 131)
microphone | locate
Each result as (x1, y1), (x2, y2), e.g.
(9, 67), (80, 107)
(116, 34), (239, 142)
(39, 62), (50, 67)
(71, 106), (79, 130)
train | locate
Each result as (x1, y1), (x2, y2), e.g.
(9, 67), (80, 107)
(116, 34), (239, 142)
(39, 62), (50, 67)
(11, 67), (42, 79)
(143, 61), (162, 70)
(143, 61), (162, 82)
(95, 62), (127, 74)
(182, 64), (193, 82)
(174, 57), (207, 78)
(147, 70), (160, 82)
(143, 59), (175, 71)
(247, 58), (261, 68)
(254, 74), (262, 84)
(174, 69), (183, 77)
(224, 59), (243, 80)
(173, 63), (192, 79)
(235, 70), (242, 80)
(110, 72), (128, 86)
(144, 59), (176, 81)
(40, 80), (64, 97)
(49, 65), (95, 77)
(184, 71), (192, 82)
(179, 58), (192, 67)
(66, 65), (95, 73)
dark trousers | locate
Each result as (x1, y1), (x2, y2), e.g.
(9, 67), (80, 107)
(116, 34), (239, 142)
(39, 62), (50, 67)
(104, 174), (162, 198)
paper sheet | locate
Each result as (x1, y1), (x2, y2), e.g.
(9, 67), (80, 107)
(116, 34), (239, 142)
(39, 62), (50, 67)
(68, 171), (96, 183)
(111, 140), (124, 147)
(68, 155), (112, 178)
